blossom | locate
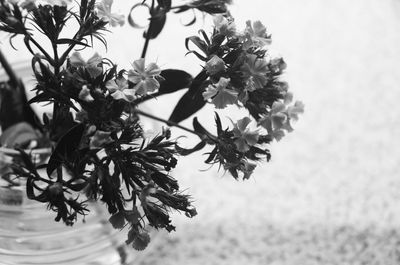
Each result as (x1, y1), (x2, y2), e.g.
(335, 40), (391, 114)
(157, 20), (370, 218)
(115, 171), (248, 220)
(96, 0), (125, 27)
(232, 117), (259, 152)
(78, 85), (94, 102)
(128, 59), (162, 96)
(202, 77), (238, 109)
(213, 14), (236, 37)
(106, 77), (136, 102)
(243, 20), (271, 49)
(204, 55), (226, 75)
(241, 54), (269, 91)
(70, 52), (103, 78)
(241, 161), (257, 179)
(89, 130), (112, 149)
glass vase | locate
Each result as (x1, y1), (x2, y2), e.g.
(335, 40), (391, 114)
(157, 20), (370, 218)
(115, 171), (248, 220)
(0, 147), (137, 265)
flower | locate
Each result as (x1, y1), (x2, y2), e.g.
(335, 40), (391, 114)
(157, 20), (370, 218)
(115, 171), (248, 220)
(204, 55), (226, 75)
(243, 20), (272, 49)
(128, 59), (162, 96)
(106, 77), (136, 102)
(202, 77), (238, 109)
(96, 0), (125, 27)
(78, 85), (94, 102)
(288, 101), (305, 121)
(213, 14), (236, 37)
(70, 52), (103, 78)
(232, 117), (259, 152)
(241, 54), (269, 91)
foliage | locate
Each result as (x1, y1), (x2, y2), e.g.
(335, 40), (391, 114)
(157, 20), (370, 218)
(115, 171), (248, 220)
(0, 0), (303, 251)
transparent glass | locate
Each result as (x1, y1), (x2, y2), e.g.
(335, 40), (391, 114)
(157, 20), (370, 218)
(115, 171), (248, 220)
(0, 147), (136, 265)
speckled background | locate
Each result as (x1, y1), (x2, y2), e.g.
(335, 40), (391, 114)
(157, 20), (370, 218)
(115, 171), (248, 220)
(2, 0), (400, 264)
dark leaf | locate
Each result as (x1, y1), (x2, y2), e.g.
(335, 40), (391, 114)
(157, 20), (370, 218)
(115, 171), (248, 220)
(168, 70), (208, 123)
(47, 123), (85, 177)
(158, 69), (193, 95)
(57, 38), (90, 47)
(157, 0), (172, 10)
(144, 8), (167, 39)
(193, 117), (211, 138)
(175, 140), (206, 156)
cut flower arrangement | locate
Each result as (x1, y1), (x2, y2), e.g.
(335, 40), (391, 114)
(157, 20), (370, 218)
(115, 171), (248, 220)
(0, 0), (304, 251)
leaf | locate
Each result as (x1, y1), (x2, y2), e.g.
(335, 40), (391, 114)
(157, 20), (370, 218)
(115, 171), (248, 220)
(57, 38), (90, 47)
(47, 123), (85, 177)
(193, 117), (211, 138)
(158, 69), (192, 95)
(157, 0), (172, 10)
(144, 7), (167, 39)
(168, 70), (208, 123)
(175, 140), (206, 156)
(214, 112), (222, 135)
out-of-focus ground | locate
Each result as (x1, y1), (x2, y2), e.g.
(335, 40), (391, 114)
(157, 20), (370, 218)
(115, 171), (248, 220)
(134, 0), (400, 264)
(2, 0), (400, 264)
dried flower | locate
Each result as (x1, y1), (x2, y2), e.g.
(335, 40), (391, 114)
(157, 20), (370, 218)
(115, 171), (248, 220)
(89, 130), (112, 149)
(243, 20), (272, 49)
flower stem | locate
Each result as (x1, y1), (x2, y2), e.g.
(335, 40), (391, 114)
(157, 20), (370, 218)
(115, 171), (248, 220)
(134, 108), (201, 137)
(141, 0), (155, 59)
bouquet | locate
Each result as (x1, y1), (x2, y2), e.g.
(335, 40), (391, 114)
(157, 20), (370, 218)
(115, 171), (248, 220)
(0, 0), (303, 250)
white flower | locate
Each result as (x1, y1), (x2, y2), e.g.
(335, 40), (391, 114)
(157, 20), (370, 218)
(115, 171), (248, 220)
(96, 0), (125, 27)
(204, 55), (226, 75)
(241, 54), (269, 91)
(78, 85), (94, 102)
(70, 52), (103, 78)
(243, 20), (271, 49)
(202, 77), (238, 109)
(232, 117), (259, 153)
(106, 77), (136, 102)
(127, 58), (161, 96)
(213, 15), (236, 37)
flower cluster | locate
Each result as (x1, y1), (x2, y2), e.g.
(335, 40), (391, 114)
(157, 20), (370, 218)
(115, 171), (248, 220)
(0, 0), (303, 251)
(177, 14), (304, 178)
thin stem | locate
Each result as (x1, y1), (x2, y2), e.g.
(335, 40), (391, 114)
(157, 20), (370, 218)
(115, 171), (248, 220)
(134, 108), (201, 137)
(141, 0), (155, 59)
(27, 35), (55, 66)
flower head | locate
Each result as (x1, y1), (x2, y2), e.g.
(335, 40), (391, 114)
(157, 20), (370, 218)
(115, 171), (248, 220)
(96, 0), (125, 27)
(241, 54), (269, 91)
(204, 55), (226, 75)
(232, 116), (259, 152)
(202, 77), (238, 109)
(213, 14), (236, 37)
(79, 85), (94, 102)
(243, 20), (272, 49)
(128, 59), (162, 96)
(106, 77), (136, 102)
(70, 52), (103, 78)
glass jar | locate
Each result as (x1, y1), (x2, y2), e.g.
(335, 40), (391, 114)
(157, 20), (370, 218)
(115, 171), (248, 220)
(0, 147), (137, 265)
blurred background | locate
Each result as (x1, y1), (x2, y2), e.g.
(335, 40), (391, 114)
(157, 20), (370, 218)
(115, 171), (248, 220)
(2, 0), (400, 264)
